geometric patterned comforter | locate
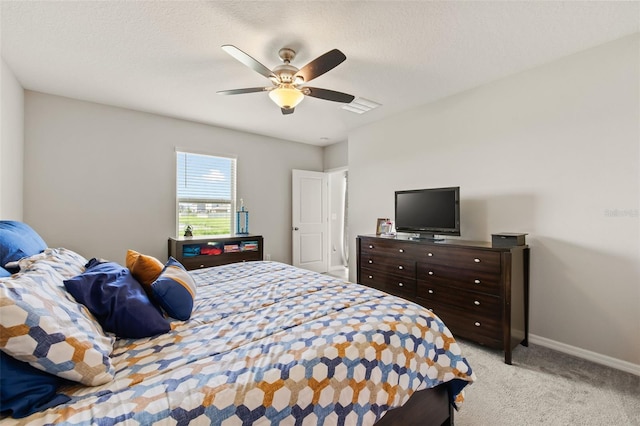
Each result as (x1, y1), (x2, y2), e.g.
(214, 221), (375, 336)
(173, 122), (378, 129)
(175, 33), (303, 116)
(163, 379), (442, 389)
(7, 261), (475, 425)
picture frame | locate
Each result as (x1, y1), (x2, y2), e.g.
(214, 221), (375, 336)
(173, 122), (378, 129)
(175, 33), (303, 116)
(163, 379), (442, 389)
(376, 218), (389, 235)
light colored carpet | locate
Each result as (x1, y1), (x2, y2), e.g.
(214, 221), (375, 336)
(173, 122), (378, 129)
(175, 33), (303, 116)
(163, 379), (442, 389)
(454, 340), (640, 425)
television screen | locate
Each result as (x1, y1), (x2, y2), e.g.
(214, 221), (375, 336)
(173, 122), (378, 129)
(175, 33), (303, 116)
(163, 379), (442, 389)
(394, 187), (460, 238)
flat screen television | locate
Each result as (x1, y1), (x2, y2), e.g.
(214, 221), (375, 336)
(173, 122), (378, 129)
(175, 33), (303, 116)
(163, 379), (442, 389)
(394, 186), (460, 240)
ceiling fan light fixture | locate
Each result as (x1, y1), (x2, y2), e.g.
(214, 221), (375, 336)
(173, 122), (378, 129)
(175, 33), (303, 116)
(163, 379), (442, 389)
(269, 86), (304, 109)
(220, 45), (353, 115)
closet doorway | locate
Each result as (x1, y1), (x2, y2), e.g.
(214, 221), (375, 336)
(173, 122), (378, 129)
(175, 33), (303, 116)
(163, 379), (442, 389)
(327, 168), (349, 280)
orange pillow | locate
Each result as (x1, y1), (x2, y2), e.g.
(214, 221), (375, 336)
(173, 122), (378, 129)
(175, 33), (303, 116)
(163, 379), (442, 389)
(126, 249), (163, 288)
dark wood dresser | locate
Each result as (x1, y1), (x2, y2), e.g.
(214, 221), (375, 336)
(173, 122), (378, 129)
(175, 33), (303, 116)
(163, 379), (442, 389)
(356, 235), (529, 364)
(169, 235), (263, 270)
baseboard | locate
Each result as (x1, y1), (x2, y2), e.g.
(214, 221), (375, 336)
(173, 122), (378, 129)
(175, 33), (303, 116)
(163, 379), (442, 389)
(529, 334), (640, 376)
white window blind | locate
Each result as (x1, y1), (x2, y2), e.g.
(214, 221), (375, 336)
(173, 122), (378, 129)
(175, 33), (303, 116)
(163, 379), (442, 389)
(176, 151), (236, 236)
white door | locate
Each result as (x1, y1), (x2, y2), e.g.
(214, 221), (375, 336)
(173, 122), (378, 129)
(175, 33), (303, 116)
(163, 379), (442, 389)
(292, 169), (328, 273)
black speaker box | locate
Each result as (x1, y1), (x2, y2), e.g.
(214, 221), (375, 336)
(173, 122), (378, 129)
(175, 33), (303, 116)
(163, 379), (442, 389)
(491, 233), (527, 248)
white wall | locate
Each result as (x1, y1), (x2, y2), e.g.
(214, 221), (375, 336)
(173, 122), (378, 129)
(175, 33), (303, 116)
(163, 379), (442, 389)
(324, 140), (347, 170)
(348, 34), (640, 366)
(24, 92), (323, 265)
(0, 57), (24, 220)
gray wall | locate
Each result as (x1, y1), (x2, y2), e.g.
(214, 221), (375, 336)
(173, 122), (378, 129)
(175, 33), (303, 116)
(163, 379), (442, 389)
(23, 92), (323, 265)
(323, 140), (347, 170)
(348, 34), (640, 367)
(0, 58), (24, 220)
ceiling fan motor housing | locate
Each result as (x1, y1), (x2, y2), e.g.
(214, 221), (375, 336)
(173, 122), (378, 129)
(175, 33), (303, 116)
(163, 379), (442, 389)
(278, 48), (296, 62)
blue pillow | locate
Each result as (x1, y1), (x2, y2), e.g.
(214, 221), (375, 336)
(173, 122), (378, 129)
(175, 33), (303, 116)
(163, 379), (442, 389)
(0, 351), (71, 418)
(151, 257), (197, 321)
(0, 267), (11, 277)
(0, 221), (47, 272)
(63, 261), (170, 338)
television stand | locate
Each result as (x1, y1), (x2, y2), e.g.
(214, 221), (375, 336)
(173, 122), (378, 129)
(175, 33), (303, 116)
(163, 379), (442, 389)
(356, 234), (530, 364)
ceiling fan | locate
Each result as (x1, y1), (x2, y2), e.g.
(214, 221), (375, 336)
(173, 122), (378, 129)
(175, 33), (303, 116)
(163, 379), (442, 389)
(217, 45), (355, 115)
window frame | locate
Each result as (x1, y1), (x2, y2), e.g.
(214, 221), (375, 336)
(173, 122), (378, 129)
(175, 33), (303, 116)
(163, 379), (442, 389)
(175, 148), (237, 237)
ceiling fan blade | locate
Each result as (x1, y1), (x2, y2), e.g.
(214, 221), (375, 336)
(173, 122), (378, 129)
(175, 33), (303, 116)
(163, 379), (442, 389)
(281, 107), (295, 115)
(221, 45), (276, 80)
(217, 87), (271, 95)
(294, 49), (347, 83)
(304, 87), (355, 103)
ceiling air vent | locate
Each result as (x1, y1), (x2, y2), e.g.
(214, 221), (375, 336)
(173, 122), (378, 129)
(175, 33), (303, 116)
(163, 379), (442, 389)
(342, 97), (381, 114)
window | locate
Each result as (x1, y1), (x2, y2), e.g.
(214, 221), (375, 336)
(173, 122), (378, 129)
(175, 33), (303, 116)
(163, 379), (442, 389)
(176, 151), (236, 236)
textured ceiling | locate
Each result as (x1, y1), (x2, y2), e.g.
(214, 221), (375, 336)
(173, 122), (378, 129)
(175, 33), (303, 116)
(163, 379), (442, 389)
(1, 1), (638, 146)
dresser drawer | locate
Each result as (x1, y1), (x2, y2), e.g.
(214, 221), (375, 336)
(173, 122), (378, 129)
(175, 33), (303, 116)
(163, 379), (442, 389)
(417, 263), (501, 294)
(180, 251), (262, 270)
(359, 268), (416, 300)
(422, 302), (502, 347)
(360, 238), (419, 258)
(419, 246), (501, 273)
(416, 282), (501, 314)
(361, 254), (416, 279)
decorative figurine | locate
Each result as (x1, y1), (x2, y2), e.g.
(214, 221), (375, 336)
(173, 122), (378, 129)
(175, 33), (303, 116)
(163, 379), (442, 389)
(184, 225), (193, 237)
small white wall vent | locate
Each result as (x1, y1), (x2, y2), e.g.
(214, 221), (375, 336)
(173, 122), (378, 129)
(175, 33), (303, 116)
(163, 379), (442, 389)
(342, 97), (381, 114)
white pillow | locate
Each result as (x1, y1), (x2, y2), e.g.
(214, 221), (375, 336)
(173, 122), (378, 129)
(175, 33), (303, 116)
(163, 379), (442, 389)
(0, 261), (115, 386)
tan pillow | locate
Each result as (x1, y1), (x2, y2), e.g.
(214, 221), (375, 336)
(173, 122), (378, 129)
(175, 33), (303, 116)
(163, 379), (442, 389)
(126, 249), (163, 288)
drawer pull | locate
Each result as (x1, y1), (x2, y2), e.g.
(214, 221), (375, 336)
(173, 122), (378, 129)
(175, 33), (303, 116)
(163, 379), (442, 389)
(200, 264), (205, 268)
(368, 260), (373, 264)
(474, 300), (480, 306)
(398, 265), (404, 270)
(368, 275), (373, 279)
(474, 258), (481, 263)
(399, 249), (404, 253)
(474, 322), (481, 327)
(428, 289), (434, 294)
(427, 252), (433, 257)
(474, 279), (481, 284)
(398, 282), (404, 287)
(428, 271), (434, 276)
(369, 245), (374, 249)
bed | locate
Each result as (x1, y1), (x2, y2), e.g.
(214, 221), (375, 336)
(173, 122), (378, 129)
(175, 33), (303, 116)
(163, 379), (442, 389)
(0, 222), (475, 425)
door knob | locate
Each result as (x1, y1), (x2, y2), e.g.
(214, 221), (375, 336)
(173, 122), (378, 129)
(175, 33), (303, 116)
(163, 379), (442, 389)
(293, 227), (299, 231)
